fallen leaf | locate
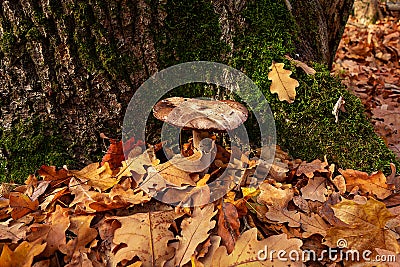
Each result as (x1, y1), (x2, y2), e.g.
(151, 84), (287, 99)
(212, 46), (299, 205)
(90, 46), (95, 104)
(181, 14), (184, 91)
(339, 169), (394, 199)
(212, 228), (303, 266)
(38, 166), (70, 186)
(0, 239), (46, 267)
(217, 202), (240, 254)
(27, 205), (70, 257)
(296, 159), (328, 178)
(172, 204), (217, 266)
(300, 213), (330, 238)
(301, 176), (328, 202)
(111, 210), (182, 267)
(324, 198), (400, 254)
(268, 62), (299, 103)
(285, 55), (316, 75)
(9, 192), (39, 220)
(70, 162), (118, 191)
(266, 206), (301, 227)
(258, 182), (293, 209)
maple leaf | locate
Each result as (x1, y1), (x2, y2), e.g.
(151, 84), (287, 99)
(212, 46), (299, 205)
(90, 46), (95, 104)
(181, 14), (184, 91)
(339, 169), (395, 199)
(171, 204), (217, 266)
(217, 202), (240, 254)
(9, 192), (39, 220)
(27, 205), (70, 257)
(300, 176), (328, 202)
(268, 62), (299, 103)
(111, 210), (183, 267)
(324, 198), (400, 254)
(212, 228), (303, 266)
(0, 239), (46, 267)
(38, 165), (71, 187)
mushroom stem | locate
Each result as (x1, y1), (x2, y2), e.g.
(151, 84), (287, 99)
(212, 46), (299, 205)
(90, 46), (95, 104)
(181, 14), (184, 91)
(192, 130), (210, 151)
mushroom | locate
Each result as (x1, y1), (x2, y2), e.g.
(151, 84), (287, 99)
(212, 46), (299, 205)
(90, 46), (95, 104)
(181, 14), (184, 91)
(152, 97), (248, 153)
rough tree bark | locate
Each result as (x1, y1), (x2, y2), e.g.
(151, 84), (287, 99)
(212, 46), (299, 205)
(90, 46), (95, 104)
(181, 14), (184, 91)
(0, 0), (397, 181)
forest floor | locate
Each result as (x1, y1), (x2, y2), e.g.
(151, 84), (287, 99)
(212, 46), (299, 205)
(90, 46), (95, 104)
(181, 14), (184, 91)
(1, 15), (400, 267)
(332, 15), (400, 160)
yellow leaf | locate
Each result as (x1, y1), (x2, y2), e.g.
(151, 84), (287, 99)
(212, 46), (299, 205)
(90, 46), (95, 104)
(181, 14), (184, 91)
(268, 62), (299, 103)
(212, 228), (303, 266)
(324, 198), (400, 254)
(0, 239), (46, 267)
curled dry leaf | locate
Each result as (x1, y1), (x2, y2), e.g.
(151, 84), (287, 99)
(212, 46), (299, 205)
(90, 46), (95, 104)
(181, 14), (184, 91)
(217, 202), (240, 254)
(0, 239), (46, 267)
(268, 62), (299, 103)
(258, 182), (293, 209)
(296, 159), (328, 178)
(324, 198), (400, 254)
(111, 210), (183, 267)
(300, 176), (328, 202)
(27, 205), (70, 257)
(9, 192), (39, 220)
(171, 204), (217, 266)
(212, 228), (303, 266)
(339, 169), (395, 199)
(285, 55), (316, 75)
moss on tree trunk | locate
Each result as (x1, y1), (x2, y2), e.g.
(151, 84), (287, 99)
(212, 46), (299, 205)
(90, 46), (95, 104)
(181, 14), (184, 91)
(0, 0), (397, 182)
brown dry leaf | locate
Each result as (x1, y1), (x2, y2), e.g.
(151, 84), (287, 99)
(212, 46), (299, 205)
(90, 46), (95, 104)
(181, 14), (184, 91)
(339, 169), (394, 199)
(324, 198), (400, 254)
(70, 162), (118, 191)
(111, 210), (182, 267)
(27, 205), (70, 257)
(0, 239), (46, 267)
(258, 182), (293, 209)
(38, 165), (71, 186)
(266, 206), (301, 227)
(0, 220), (26, 243)
(9, 192), (39, 220)
(172, 204), (217, 266)
(301, 176), (328, 202)
(154, 160), (196, 187)
(59, 215), (98, 263)
(125, 147), (158, 177)
(296, 159), (328, 178)
(332, 175), (346, 195)
(212, 228), (303, 266)
(300, 213), (330, 238)
(217, 202), (240, 254)
(285, 55), (316, 75)
(268, 62), (299, 103)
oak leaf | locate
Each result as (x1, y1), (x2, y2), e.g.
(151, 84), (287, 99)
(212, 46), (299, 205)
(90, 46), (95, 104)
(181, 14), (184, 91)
(0, 219), (26, 243)
(70, 162), (118, 191)
(59, 215), (98, 262)
(9, 192), (39, 220)
(324, 198), (400, 254)
(0, 239), (46, 267)
(339, 169), (394, 199)
(172, 204), (217, 266)
(266, 206), (301, 227)
(296, 159), (328, 178)
(300, 176), (328, 202)
(300, 213), (330, 238)
(27, 205), (70, 257)
(212, 228), (303, 266)
(38, 165), (71, 186)
(154, 160), (196, 186)
(258, 182), (293, 209)
(111, 210), (183, 267)
(217, 202), (240, 254)
(268, 62), (299, 103)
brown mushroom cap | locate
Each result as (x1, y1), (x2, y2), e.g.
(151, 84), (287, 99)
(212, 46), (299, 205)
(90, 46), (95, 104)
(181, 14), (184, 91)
(153, 97), (248, 131)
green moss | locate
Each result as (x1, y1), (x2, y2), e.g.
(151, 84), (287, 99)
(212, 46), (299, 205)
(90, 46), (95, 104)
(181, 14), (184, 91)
(0, 32), (16, 55)
(0, 118), (75, 183)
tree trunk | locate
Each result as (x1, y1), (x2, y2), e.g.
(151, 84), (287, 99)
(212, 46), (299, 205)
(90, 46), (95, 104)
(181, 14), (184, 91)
(0, 0), (397, 181)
